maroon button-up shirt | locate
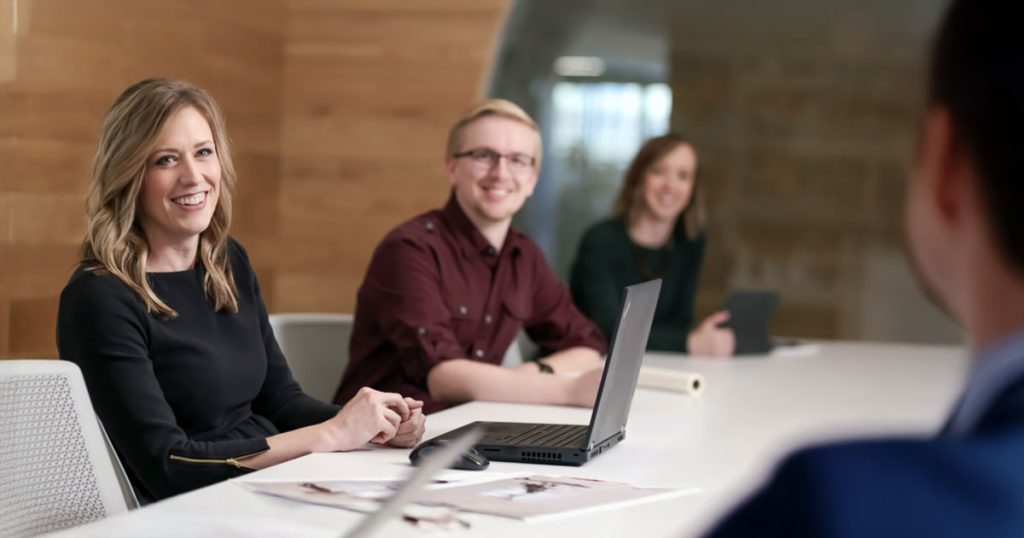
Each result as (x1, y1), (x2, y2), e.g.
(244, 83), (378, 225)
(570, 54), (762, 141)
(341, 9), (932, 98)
(334, 194), (607, 414)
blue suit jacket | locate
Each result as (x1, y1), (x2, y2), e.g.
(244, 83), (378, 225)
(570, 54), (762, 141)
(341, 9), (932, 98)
(705, 372), (1024, 537)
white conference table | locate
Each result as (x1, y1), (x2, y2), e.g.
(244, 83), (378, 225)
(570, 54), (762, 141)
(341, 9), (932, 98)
(57, 340), (968, 537)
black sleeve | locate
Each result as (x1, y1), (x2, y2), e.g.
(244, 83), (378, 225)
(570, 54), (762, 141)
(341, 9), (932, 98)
(233, 241), (341, 430)
(645, 322), (691, 353)
(57, 273), (269, 500)
(569, 225), (628, 342)
(647, 233), (707, 353)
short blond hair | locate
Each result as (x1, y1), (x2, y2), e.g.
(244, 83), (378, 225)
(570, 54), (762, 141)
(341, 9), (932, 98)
(445, 99), (542, 169)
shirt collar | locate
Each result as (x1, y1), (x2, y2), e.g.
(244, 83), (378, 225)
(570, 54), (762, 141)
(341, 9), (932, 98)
(943, 329), (1024, 437)
(439, 192), (521, 260)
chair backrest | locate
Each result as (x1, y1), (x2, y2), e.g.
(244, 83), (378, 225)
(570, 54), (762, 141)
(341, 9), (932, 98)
(269, 313), (353, 403)
(500, 330), (538, 367)
(0, 360), (135, 538)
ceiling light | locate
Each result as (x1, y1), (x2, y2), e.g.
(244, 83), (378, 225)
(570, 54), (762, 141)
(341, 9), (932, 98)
(553, 56), (606, 77)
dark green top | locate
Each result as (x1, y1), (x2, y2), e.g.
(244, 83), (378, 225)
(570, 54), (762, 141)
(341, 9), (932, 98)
(570, 218), (706, 352)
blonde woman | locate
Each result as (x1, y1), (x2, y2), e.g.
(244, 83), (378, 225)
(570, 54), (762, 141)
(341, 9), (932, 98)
(570, 134), (734, 356)
(57, 79), (424, 503)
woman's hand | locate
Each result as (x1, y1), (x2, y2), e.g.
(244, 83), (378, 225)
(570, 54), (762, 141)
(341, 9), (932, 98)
(687, 311), (735, 357)
(323, 387), (412, 451)
(386, 397), (426, 448)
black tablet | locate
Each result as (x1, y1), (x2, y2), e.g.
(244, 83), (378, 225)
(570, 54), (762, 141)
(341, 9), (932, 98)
(721, 290), (780, 355)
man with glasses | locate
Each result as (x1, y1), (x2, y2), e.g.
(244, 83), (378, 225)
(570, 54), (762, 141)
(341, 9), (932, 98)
(334, 100), (607, 414)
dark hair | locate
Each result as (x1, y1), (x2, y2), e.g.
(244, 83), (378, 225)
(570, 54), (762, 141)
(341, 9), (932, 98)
(611, 133), (705, 241)
(929, 0), (1024, 271)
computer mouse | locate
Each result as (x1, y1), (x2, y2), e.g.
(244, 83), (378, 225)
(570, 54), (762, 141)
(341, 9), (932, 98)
(409, 438), (490, 471)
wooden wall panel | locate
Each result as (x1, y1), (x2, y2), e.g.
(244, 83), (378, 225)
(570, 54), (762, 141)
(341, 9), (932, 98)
(0, 195), (9, 242)
(1, 0), (288, 358)
(0, 0), (509, 357)
(8, 193), (82, 244)
(258, 0), (509, 313)
(9, 296), (55, 355)
(0, 288), (8, 356)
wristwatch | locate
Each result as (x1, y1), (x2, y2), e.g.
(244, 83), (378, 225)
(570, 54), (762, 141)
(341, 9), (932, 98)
(536, 360), (554, 374)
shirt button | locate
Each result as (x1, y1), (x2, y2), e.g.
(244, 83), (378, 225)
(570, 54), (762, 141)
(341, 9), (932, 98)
(485, 246), (497, 257)
(425, 221), (435, 232)
(475, 349), (485, 358)
(417, 327), (426, 335)
(484, 314), (493, 324)
(458, 305), (468, 315)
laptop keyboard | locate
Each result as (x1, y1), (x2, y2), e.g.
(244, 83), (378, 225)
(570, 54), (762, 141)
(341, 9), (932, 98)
(498, 424), (588, 448)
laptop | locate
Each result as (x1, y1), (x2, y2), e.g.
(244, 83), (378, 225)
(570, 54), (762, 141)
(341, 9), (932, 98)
(428, 278), (661, 466)
(721, 290), (780, 355)
(344, 427), (483, 538)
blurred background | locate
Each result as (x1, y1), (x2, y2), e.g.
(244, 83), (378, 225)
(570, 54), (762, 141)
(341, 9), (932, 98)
(0, 0), (958, 359)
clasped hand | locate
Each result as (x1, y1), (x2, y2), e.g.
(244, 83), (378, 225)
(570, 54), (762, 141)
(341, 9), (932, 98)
(328, 387), (426, 450)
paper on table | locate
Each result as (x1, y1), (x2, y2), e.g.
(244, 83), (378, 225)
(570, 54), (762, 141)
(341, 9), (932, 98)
(637, 366), (705, 395)
(242, 474), (697, 524)
(241, 473), (520, 513)
(242, 481), (389, 513)
(417, 474), (699, 522)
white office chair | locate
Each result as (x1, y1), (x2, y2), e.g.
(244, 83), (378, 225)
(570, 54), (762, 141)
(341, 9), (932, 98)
(269, 313), (353, 403)
(501, 330), (539, 368)
(0, 360), (137, 538)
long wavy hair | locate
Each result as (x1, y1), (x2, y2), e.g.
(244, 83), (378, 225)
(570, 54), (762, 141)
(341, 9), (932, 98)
(81, 78), (239, 318)
(612, 133), (706, 241)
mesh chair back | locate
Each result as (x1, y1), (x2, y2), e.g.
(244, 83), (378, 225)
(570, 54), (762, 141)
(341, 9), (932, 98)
(0, 360), (133, 538)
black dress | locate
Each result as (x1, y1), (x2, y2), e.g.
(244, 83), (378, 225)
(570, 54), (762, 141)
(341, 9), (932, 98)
(57, 239), (340, 502)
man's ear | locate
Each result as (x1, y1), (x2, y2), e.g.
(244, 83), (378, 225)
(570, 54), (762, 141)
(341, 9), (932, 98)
(922, 106), (965, 224)
(444, 157), (457, 185)
(521, 170), (539, 198)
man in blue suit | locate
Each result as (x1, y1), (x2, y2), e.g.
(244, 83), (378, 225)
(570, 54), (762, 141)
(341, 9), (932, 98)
(706, 1), (1024, 537)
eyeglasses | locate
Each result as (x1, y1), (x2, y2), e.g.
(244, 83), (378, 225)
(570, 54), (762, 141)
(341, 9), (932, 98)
(452, 148), (536, 175)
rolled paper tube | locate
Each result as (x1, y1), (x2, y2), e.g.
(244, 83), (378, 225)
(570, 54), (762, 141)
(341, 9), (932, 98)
(637, 367), (705, 395)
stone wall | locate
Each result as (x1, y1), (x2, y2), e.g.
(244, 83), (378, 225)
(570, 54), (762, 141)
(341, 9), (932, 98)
(668, 0), (960, 341)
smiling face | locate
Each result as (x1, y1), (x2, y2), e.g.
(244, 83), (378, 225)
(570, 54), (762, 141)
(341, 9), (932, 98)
(137, 106), (221, 252)
(640, 143), (697, 223)
(445, 115), (540, 227)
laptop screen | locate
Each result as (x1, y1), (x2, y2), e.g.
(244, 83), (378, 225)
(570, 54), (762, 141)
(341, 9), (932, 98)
(582, 279), (661, 449)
